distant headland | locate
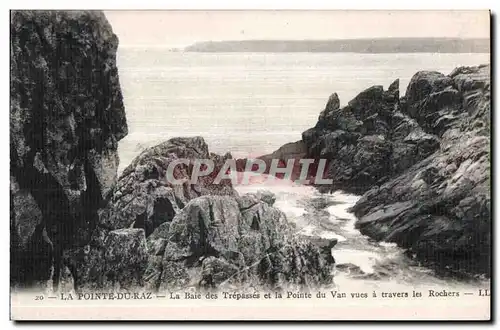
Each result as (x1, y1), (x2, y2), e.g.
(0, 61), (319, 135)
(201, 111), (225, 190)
(184, 38), (490, 53)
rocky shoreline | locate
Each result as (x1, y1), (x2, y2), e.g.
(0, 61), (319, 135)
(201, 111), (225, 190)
(297, 64), (491, 278)
(10, 10), (490, 293)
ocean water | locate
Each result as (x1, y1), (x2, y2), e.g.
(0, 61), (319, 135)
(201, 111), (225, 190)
(235, 179), (489, 295)
(115, 50), (490, 292)
(116, 51), (489, 172)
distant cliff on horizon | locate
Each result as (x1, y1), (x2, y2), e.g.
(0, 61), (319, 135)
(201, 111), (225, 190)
(184, 38), (490, 53)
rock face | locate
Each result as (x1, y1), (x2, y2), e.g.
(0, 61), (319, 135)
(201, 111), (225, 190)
(143, 194), (336, 291)
(72, 137), (238, 290)
(10, 11), (127, 287)
(302, 82), (408, 193)
(100, 136), (235, 235)
(302, 64), (490, 277)
(352, 65), (491, 277)
(97, 137), (335, 291)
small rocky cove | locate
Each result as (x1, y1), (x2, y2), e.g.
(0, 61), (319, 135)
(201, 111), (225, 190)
(10, 11), (490, 294)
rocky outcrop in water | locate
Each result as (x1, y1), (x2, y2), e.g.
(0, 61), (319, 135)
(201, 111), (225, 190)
(352, 65), (491, 277)
(302, 80), (410, 193)
(97, 137), (336, 291)
(143, 194), (336, 291)
(10, 10), (127, 288)
(302, 64), (490, 277)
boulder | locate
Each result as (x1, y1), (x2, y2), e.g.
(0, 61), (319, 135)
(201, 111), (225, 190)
(100, 137), (236, 235)
(144, 194), (336, 291)
(404, 71), (453, 106)
(336, 263), (365, 276)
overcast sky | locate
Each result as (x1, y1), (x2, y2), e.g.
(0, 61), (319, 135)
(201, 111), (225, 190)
(104, 10), (490, 47)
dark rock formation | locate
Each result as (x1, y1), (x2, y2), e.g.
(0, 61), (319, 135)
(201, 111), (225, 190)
(103, 229), (148, 288)
(10, 10), (127, 288)
(352, 65), (491, 277)
(258, 141), (308, 164)
(74, 137), (237, 290)
(143, 194), (336, 291)
(301, 64), (490, 277)
(302, 80), (406, 193)
(95, 137), (335, 291)
(101, 136), (236, 235)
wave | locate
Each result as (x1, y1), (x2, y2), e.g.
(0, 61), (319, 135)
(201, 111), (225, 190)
(234, 175), (490, 292)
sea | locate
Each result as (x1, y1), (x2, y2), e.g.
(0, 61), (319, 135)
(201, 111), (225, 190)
(115, 50), (490, 297)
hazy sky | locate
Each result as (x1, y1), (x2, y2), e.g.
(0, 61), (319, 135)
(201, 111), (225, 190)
(104, 10), (490, 47)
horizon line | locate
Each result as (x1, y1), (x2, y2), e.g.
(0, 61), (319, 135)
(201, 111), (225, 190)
(118, 36), (490, 48)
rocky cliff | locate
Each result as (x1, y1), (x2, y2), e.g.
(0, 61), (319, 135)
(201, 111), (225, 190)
(301, 64), (490, 277)
(10, 11), (127, 288)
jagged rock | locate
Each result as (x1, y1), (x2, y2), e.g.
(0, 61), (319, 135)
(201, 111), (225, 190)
(255, 190), (277, 206)
(403, 129), (440, 156)
(348, 85), (387, 119)
(74, 137), (238, 290)
(318, 93), (340, 122)
(311, 130), (360, 159)
(391, 111), (420, 140)
(404, 71), (453, 105)
(351, 65), (490, 277)
(10, 178), (43, 251)
(100, 137), (236, 235)
(144, 195), (336, 291)
(322, 134), (392, 194)
(70, 228), (148, 291)
(199, 257), (240, 288)
(388, 78), (400, 97)
(301, 81), (399, 193)
(360, 113), (391, 136)
(303, 236), (337, 264)
(296, 64), (490, 277)
(10, 10), (127, 287)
